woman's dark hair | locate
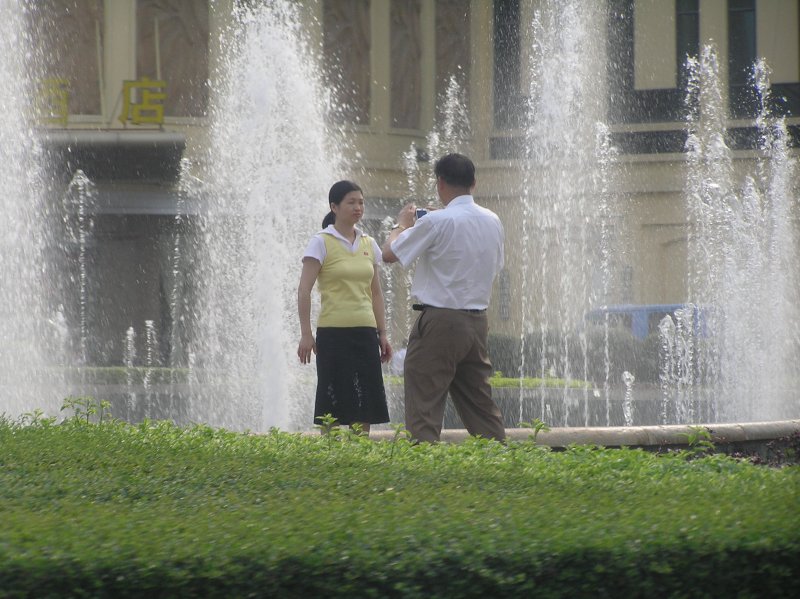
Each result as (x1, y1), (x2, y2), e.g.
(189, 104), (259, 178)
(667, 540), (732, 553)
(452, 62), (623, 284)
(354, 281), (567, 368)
(433, 153), (475, 188)
(322, 180), (362, 228)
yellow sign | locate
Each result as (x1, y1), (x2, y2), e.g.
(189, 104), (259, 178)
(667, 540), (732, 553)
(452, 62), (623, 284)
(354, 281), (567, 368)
(119, 77), (167, 125)
(37, 78), (70, 126)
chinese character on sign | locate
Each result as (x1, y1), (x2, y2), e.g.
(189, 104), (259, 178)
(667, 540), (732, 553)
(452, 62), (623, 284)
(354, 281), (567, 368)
(37, 78), (70, 126)
(119, 77), (167, 125)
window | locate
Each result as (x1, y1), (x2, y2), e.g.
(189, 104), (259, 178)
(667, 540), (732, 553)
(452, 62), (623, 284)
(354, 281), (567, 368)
(493, 0), (522, 129)
(728, 0), (756, 86)
(676, 0), (699, 88)
(606, 0), (687, 144)
(728, 0), (757, 117)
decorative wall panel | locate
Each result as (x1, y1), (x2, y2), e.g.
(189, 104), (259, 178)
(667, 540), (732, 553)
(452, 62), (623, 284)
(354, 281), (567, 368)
(390, 0), (421, 129)
(323, 0), (371, 124)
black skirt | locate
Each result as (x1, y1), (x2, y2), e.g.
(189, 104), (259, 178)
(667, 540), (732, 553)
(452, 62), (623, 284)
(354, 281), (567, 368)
(314, 327), (389, 425)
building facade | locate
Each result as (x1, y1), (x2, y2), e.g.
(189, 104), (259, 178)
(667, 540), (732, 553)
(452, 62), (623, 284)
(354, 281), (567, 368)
(26, 0), (800, 365)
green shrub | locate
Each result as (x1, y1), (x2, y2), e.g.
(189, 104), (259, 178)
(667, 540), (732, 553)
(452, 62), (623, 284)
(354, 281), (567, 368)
(63, 366), (192, 386)
(489, 326), (662, 386)
(0, 416), (797, 597)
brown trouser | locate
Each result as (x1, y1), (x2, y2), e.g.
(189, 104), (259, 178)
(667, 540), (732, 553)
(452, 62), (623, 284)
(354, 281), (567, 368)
(404, 307), (506, 443)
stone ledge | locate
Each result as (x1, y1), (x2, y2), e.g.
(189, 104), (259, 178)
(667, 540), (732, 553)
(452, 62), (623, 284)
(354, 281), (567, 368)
(366, 419), (800, 449)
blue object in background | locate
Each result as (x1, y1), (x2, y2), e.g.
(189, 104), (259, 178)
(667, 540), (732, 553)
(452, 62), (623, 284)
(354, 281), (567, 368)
(584, 304), (709, 339)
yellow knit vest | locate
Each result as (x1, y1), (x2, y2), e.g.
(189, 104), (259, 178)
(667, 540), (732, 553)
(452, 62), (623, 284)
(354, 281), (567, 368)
(317, 234), (377, 328)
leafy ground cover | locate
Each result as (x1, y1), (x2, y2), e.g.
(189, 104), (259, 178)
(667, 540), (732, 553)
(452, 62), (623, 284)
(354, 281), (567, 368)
(64, 367), (584, 388)
(0, 411), (798, 598)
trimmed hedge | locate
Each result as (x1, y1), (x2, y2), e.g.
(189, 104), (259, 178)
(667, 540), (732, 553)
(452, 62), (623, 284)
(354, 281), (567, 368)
(0, 417), (798, 598)
(489, 326), (662, 384)
(61, 367), (192, 386)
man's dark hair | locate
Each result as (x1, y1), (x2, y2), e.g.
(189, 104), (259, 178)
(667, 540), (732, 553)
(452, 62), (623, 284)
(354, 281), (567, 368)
(434, 153), (475, 188)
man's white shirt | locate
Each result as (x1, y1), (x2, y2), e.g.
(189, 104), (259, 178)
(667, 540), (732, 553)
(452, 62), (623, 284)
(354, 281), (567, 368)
(390, 195), (504, 310)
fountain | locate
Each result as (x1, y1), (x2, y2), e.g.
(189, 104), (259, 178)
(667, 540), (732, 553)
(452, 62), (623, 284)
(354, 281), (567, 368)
(0, 2), (64, 419)
(496, 1), (625, 428)
(487, 4), (797, 432)
(0, 2), (797, 447)
(389, 74), (473, 421)
(0, 0), (340, 431)
(179, 0), (344, 431)
(672, 48), (799, 424)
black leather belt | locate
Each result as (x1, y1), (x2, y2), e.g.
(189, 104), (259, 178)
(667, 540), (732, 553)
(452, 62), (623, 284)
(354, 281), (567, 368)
(412, 303), (486, 314)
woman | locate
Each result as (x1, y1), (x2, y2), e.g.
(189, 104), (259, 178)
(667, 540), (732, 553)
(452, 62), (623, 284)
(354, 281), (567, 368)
(297, 180), (392, 432)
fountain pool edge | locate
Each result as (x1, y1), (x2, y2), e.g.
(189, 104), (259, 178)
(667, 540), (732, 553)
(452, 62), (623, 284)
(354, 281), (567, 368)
(362, 419), (800, 452)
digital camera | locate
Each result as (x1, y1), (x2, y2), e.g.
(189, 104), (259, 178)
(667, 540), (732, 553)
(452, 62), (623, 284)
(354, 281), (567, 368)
(415, 208), (428, 219)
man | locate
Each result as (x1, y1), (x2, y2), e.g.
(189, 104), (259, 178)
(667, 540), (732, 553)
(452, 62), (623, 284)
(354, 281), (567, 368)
(382, 153), (506, 443)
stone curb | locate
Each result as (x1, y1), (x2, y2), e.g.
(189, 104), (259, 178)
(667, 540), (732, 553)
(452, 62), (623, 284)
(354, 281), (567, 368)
(364, 419), (800, 448)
